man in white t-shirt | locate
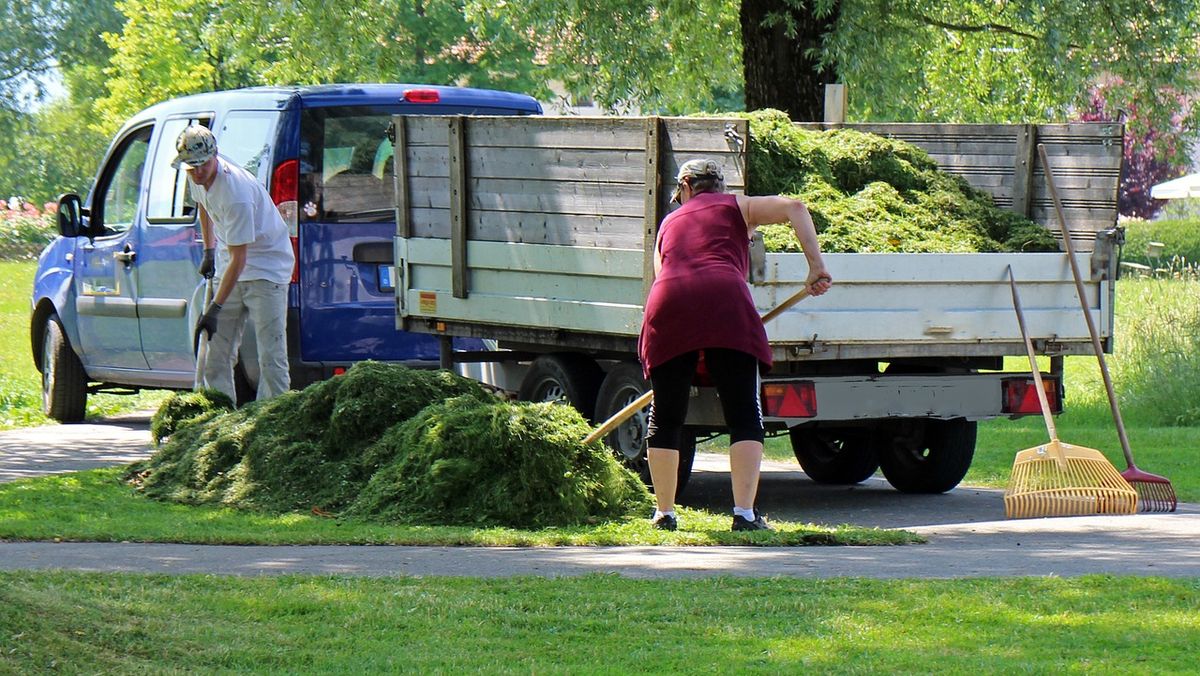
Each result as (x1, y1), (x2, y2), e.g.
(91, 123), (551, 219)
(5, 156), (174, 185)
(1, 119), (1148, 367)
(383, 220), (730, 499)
(173, 124), (295, 402)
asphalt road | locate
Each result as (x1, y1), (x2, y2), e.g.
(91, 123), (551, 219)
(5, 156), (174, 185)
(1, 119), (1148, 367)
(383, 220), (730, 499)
(2, 414), (1198, 579)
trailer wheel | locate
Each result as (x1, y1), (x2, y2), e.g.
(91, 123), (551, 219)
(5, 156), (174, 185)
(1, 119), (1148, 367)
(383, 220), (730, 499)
(518, 354), (603, 423)
(789, 427), (880, 484)
(593, 362), (695, 495)
(41, 313), (87, 422)
(878, 418), (976, 494)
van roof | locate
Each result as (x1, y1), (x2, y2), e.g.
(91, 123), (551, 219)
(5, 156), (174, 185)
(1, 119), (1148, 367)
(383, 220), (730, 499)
(124, 83), (543, 128)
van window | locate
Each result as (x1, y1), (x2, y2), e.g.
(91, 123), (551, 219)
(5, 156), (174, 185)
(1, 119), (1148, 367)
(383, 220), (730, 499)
(219, 111), (278, 185)
(300, 107), (397, 223)
(97, 127), (152, 234)
(146, 117), (210, 223)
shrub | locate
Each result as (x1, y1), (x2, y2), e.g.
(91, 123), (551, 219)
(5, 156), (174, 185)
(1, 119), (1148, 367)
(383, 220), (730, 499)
(1120, 217), (1200, 275)
(0, 201), (56, 260)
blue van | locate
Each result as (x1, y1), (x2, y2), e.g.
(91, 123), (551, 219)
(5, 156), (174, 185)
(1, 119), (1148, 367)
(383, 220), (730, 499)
(33, 84), (542, 421)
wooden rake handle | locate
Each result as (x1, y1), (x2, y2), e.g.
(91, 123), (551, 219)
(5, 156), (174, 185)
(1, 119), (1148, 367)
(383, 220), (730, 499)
(1038, 144), (1137, 468)
(583, 286), (813, 445)
(1007, 266), (1058, 443)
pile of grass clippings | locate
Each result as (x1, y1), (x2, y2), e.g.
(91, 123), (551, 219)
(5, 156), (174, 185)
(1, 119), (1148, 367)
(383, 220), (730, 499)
(149, 389), (234, 444)
(133, 361), (650, 527)
(741, 109), (1058, 254)
(347, 396), (650, 527)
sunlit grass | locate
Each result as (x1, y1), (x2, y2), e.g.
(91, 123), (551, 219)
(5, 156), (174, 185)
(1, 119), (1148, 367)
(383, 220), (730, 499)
(0, 467), (919, 546)
(0, 573), (1196, 673)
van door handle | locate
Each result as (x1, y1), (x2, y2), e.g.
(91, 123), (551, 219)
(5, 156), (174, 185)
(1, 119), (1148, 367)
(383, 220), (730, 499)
(113, 245), (137, 266)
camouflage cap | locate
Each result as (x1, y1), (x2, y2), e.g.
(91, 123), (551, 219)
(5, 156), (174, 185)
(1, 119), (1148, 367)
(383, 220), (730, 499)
(671, 158), (725, 203)
(172, 125), (217, 169)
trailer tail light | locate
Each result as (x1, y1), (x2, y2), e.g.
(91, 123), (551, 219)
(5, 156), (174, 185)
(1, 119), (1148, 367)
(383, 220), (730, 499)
(762, 381), (817, 418)
(403, 89), (441, 104)
(271, 158), (300, 283)
(1002, 376), (1061, 415)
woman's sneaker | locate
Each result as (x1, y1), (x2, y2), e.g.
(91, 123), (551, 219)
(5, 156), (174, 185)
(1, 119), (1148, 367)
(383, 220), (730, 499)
(732, 510), (771, 531)
(652, 513), (678, 531)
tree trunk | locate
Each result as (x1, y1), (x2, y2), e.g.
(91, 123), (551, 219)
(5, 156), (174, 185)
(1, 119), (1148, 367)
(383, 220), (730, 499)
(741, 0), (840, 122)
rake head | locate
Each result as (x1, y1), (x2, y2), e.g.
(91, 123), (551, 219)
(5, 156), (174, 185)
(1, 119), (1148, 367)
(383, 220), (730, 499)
(1005, 440), (1138, 519)
(1122, 466), (1178, 513)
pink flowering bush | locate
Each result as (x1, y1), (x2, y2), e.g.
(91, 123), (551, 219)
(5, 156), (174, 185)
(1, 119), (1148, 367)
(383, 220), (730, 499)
(0, 198), (57, 260)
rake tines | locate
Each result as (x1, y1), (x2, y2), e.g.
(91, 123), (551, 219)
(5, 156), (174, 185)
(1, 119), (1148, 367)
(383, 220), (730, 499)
(1123, 466), (1178, 513)
(1005, 442), (1139, 519)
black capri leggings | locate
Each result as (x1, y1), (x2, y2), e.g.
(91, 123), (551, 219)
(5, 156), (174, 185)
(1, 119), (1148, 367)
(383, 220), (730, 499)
(645, 348), (764, 451)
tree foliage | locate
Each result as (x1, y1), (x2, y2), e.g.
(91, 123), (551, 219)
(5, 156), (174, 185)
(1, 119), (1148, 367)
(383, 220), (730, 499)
(826, 0), (1200, 132)
(96, 0), (551, 131)
(0, 0), (123, 201)
(5, 0), (1199, 208)
(469, 0), (742, 113)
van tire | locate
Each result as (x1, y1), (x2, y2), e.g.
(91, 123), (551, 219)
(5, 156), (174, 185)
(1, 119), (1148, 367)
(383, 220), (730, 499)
(41, 314), (87, 422)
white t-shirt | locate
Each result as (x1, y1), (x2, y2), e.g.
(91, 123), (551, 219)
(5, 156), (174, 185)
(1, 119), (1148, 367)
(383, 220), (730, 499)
(190, 156), (295, 284)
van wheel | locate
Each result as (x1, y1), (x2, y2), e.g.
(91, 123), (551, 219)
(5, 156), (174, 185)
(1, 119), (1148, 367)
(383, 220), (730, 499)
(878, 419), (976, 494)
(593, 362), (694, 495)
(518, 354), (603, 423)
(41, 314), (87, 422)
(790, 427), (880, 484)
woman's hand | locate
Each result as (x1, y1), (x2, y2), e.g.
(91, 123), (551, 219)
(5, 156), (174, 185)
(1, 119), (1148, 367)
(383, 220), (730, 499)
(806, 268), (832, 296)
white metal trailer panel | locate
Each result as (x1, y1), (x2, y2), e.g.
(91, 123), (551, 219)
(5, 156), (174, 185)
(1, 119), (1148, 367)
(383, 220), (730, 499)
(397, 238), (1110, 360)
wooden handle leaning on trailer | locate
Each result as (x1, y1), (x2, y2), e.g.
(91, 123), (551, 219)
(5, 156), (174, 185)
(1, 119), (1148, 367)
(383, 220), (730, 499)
(583, 286), (813, 445)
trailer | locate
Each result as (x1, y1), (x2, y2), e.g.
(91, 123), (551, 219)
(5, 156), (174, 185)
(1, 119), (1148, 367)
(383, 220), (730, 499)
(387, 115), (1124, 494)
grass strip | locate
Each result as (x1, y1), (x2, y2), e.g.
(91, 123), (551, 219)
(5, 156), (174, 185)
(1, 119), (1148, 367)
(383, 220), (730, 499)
(1, 572), (1197, 673)
(0, 467), (918, 546)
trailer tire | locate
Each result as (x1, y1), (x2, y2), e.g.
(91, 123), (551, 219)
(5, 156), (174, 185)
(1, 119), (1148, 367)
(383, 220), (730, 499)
(593, 362), (694, 495)
(519, 354), (604, 423)
(41, 313), (87, 423)
(790, 427), (880, 484)
(878, 418), (976, 494)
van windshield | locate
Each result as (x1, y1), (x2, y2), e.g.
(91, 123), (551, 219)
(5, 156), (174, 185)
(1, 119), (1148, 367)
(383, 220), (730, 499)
(300, 106), (400, 223)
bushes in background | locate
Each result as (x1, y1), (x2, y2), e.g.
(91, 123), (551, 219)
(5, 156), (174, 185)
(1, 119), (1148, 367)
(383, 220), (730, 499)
(0, 200), (56, 261)
(1121, 217), (1200, 275)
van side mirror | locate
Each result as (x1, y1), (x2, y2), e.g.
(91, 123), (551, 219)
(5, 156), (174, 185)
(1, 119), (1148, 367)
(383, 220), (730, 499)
(57, 193), (84, 237)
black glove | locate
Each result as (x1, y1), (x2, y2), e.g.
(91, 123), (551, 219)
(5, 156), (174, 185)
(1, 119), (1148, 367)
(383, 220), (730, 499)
(198, 247), (215, 279)
(195, 302), (221, 342)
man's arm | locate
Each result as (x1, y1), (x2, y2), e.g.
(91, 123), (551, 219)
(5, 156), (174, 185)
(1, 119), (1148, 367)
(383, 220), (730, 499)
(197, 206), (216, 278)
(736, 194), (832, 295)
(198, 205), (214, 248)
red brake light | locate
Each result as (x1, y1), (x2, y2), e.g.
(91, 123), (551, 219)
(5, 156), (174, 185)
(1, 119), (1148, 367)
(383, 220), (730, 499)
(762, 381), (817, 418)
(271, 159), (298, 205)
(403, 89), (441, 104)
(271, 159), (300, 283)
(1002, 377), (1060, 415)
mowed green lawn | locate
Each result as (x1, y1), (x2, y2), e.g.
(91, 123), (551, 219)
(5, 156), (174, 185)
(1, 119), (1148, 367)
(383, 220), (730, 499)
(1, 572), (1197, 673)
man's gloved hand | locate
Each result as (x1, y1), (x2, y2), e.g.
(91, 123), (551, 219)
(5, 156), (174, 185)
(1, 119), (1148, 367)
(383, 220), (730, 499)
(198, 247), (215, 279)
(195, 302), (221, 342)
